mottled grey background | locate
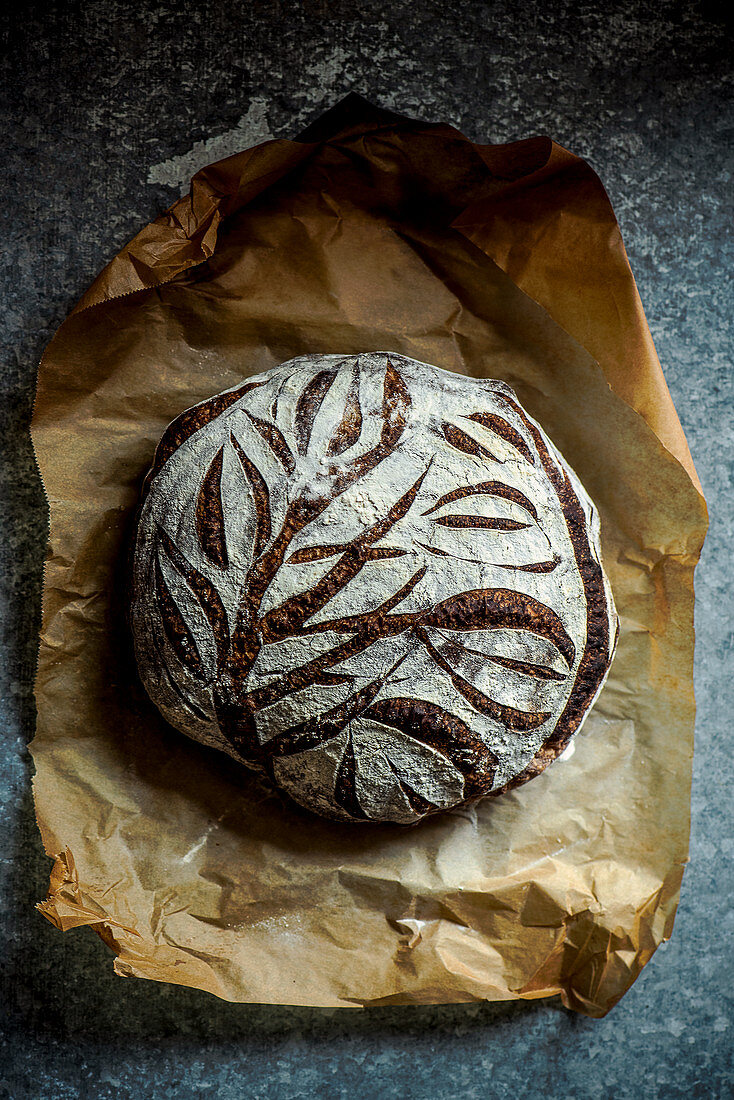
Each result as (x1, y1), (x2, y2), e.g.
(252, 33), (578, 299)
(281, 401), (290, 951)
(1, 2), (732, 1097)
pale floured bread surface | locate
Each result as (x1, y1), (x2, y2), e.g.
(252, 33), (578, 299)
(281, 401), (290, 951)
(130, 353), (617, 824)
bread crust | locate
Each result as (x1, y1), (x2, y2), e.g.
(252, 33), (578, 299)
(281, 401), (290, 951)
(130, 353), (617, 824)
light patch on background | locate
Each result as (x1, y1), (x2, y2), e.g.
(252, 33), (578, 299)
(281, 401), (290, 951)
(147, 98), (275, 191)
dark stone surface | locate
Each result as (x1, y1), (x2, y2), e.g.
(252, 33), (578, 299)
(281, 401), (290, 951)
(1, 2), (731, 1097)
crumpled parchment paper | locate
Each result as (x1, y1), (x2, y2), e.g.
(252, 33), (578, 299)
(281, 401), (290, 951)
(29, 95), (708, 1017)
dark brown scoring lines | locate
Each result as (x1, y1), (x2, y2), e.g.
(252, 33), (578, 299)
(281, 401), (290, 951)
(492, 395), (616, 793)
(147, 359), (611, 822)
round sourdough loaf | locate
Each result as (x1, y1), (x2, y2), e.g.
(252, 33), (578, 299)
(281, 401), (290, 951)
(130, 353), (618, 824)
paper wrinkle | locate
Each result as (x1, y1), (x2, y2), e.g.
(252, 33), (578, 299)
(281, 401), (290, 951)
(29, 95), (707, 1017)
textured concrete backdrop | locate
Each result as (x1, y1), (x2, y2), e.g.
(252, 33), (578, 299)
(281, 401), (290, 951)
(1, 2), (732, 1097)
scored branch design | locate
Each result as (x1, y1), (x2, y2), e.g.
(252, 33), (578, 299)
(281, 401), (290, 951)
(132, 353), (617, 824)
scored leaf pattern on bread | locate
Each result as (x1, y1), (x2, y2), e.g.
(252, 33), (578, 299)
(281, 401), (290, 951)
(137, 355), (613, 823)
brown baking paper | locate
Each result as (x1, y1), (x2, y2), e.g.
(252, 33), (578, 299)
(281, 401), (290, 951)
(30, 95), (708, 1017)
